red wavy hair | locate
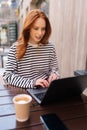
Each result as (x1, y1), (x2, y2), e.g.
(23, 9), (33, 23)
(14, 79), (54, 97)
(16, 9), (51, 60)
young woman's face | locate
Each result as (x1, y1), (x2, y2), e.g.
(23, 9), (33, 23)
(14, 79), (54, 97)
(29, 17), (46, 44)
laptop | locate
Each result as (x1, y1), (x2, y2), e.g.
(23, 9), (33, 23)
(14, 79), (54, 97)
(27, 75), (87, 105)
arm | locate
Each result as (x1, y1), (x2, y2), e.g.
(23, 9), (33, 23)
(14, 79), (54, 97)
(48, 44), (60, 83)
(3, 43), (35, 89)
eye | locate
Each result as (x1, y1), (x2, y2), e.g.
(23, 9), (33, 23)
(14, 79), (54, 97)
(33, 27), (38, 30)
(42, 28), (46, 31)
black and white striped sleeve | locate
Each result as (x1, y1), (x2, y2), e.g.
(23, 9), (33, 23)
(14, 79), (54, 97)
(49, 44), (60, 76)
(3, 44), (35, 89)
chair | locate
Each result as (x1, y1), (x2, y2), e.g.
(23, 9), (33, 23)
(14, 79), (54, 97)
(74, 70), (87, 76)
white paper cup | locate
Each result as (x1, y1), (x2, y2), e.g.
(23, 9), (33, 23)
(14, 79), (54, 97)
(13, 94), (32, 122)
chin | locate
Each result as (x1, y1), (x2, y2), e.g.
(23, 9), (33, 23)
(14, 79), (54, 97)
(36, 40), (41, 43)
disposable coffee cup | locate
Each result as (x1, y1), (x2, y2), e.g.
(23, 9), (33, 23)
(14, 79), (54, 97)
(13, 94), (32, 122)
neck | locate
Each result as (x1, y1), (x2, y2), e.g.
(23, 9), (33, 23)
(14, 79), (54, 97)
(29, 42), (39, 47)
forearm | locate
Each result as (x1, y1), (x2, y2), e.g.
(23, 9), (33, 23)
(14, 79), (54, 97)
(51, 69), (60, 78)
(3, 72), (35, 89)
(50, 44), (60, 78)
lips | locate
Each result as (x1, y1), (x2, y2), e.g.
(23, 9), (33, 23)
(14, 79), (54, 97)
(35, 36), (42, 40)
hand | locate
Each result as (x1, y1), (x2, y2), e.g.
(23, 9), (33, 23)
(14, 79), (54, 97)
(48, 73), (59, 84)
(35, 78), (49, 88)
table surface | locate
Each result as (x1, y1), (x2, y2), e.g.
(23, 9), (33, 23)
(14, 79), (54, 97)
(0, 84), (87, 130)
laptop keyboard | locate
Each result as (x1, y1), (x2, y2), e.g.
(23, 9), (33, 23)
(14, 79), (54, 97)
(35, 92), (45, 100)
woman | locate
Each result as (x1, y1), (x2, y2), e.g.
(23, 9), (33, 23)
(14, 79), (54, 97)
(3, 9), (60, 89)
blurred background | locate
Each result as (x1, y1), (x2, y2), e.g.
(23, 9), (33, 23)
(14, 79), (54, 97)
(0, 0), (87, 78)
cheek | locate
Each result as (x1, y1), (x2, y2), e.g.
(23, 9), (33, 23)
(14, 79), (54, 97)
(43, 31), (46, 36)
(30, 28), (35, 35)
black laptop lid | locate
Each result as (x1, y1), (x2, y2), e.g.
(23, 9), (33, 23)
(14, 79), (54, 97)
(41, 75), (87, 105)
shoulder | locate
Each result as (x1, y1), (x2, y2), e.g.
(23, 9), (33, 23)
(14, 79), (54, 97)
(47, 42), (55, 47)
(10, 41), (18, 49)
(9, 42), (18, 55)
(46, 42), (56, 50)
(9, 41), (19, 51)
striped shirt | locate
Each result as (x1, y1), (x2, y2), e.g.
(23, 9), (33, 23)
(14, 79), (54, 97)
(3, 42), (59, 89)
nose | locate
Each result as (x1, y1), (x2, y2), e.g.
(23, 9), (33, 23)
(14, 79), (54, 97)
(38, 29), (42, 35)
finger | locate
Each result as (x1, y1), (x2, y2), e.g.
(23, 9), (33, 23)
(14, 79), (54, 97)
(35, 79), (49, 88)
(36, 82), (45, 88)
(48, 76), (53, 83)
(43, 80), (49, 87)
(40, 81), (48, 88)
(48, 75), (57, 83)
(39, 79), (47, 88)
